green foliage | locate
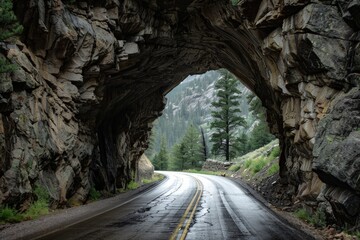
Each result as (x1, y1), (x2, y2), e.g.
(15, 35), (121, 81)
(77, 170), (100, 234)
(210, 70), (246, 161)
(126, 181), (139, 190)
(0, 56), (17, 73)
(151, 136), (169, 170)
(170, 124), (204, 171)
(234, 132), (250, 157)
(294, 208), (326, 228)
(251, 157), (267, 173)
(353, 231), (360, 239)
(0, 0), (23, 74)
(231, 0), (240, 5)
(228, 163), (241, 172)
(248, 121), (275, 151)
(142, 173), (165, 184)
(0, 206), (22, 223)
(22, 200), (48, 220)
(294, 208), (309, 221)
(22, 185), (50, 220)
(89, 187), (101, 200)
(244, 159), (252, 168)
(270, 146), (280, 159)
(0, 0), (23, 41)
(241, 153), (277, 175)
(150, 71), (222, 153)
(0, 185), (51, 223)
(246, 94), (275, 151)
(267, 163), (279, 175)
(34, 185), (50, 203)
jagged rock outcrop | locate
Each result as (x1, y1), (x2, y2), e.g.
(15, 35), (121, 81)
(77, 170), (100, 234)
(0, 0), (359, 225)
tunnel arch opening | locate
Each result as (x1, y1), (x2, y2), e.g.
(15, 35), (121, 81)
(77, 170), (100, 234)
(146, 69), (277, 165)
(89, 0), (358, 224)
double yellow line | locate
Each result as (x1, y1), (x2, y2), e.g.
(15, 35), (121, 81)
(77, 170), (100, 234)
(170, 177), (203, 240)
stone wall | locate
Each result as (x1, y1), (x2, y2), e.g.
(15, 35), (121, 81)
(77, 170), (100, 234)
(202, 160), (233, 172)
(0, 0), (359, 224)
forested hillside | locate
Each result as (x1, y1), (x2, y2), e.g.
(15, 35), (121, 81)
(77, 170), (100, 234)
(146, 70), (274, 163)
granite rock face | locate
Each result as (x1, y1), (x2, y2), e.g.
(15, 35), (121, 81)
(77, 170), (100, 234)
(0, 0), (359, 224)
(137, 154), (154, 183)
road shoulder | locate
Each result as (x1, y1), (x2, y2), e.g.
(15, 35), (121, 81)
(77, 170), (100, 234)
(0, 179), (165, 240)
(228, 176), (324, 240)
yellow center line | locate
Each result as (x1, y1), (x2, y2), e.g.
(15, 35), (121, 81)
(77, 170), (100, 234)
(169, 177), (203, 240)
(179, 179), (203, 240)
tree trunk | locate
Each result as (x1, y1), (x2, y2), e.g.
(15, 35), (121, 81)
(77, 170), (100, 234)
(200, 127), (207, 161)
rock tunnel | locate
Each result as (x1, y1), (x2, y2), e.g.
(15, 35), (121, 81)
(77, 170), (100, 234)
(0, 0), (359, 224)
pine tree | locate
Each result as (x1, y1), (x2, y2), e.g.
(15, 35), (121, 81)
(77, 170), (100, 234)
(210, 71), (246, 161)
(171, 124), (203, 170)
(247, 93), (275, 151)
(234, 132), (249, 156)
(170, 143), (187, 170)
(183, 124), (203, 169)
(151, 153), (160, 170)
(0, 0), (23, 73)
(152, 136), (168, 170)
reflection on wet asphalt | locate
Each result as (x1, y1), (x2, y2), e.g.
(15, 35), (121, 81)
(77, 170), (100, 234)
(39, 172), (314, 240)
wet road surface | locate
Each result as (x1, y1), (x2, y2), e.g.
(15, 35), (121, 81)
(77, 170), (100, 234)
(38, 172), (314, 240)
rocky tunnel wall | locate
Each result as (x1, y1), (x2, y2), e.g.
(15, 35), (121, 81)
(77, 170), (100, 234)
(0, 0), (359, 224)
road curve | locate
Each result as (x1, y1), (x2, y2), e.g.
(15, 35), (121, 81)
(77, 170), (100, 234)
(37, 172), (314, 240)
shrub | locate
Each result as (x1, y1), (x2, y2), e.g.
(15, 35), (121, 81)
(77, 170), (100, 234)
(228, 164), (241, 172)
(34, 185), (50, 202)
(89, 187), (101, 201)
(267, 163), (279, 175)
(243, 159), (252, 168)
(269, 146), (280, 160)
(294, 208), (326, 228)
(22, 200), (48, 220)
(0, 0), (23, 74)
(142, 173), (165, 184)
(251, 157), (267, 173)
(295, 208), (310, 222)
(126, 181), (139, 190)
(0, 206), (22, 223)
(22, 185), (50, 220)
(311, 209), (326, 228)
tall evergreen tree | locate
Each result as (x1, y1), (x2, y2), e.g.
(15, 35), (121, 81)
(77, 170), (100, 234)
(170, 143), (187, 170)
(234, 132), (249, 156)
(183, 124), (203, 169)
(170, 124), (203, 170)
(247, 93), (275, 151)
(152, 136), (168, 170)
(210, 71), (246, 161)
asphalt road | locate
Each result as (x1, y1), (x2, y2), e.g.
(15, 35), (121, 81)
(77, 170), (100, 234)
(37, 172), (314, 240)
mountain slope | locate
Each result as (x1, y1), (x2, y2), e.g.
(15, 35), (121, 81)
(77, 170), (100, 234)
(148, 70), (253, 157)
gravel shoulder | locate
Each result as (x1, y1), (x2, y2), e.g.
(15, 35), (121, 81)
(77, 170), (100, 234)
(0, 179), (165, 240)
